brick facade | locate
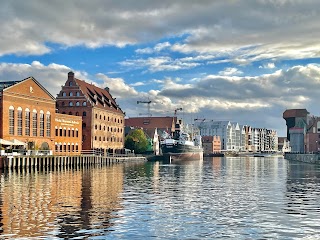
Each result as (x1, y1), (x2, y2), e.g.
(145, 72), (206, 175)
(0, 77), (83, 155)
(56, 72), (125, 154)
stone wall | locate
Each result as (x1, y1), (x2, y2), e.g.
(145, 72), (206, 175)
(284, 153), (320, 164)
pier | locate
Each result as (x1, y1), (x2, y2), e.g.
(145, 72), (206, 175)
(0, 154), (146, 170)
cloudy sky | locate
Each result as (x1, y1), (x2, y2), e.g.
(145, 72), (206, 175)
(1, 0), (320, 136)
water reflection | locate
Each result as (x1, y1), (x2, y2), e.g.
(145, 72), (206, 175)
(0, 158), (319, 239)
(0, 165), (124, 239)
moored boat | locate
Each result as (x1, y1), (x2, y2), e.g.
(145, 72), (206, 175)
(160, 120), (203, 162)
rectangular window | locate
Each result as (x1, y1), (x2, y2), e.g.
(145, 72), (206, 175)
(32, 112), (37, 136)
(46, 114), (51, 137)
(9, 109), (14, 135)
(40, 112), (44, 137)
(25, 111), (30, 136)
(17, 110), (23, 136)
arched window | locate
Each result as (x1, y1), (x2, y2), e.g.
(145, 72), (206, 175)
(76, 92), (80, 96)
(69, 102), (73, 106)
(76, 128), (79, 137)
(32, 109), (37, 136)
(83, 101), (87, 106)
(9, 106), (14, 135)
(40, 110), (44, 137)
(95, 114), (98, 119)
(69, 92), (73, 96)
(46, 111), (51, 137)
(76, 101), (80, 106)
(62, 92), (66, 97)
(17, 107), (23, 136)
(59, 127), (62, 136)
(76, 112), (79, 116)
(63, 128), (66, 137)
(55, 126), (58, 136)
(95, 125), (98, 130)
(25, 108), (30, 136)
(69, 81), (73, 86)
(83, 111), (86, 116)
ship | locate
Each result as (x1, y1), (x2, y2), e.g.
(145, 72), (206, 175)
(160, 120), (203, 162)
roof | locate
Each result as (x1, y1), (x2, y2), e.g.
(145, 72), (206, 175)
(283, 109), (309, 118)
(74, 77), (124, 115)
(0, 77), (55, 100)
(0, 80), (23, 92)
(125, 117), (177, 130)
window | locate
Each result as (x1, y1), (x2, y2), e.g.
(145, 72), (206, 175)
(76, 92), (80, 96)
(69, 102), (73, 106)
(17, 107), (22, 136)
(76, 101), (80, 106)
(76, 129), (78, 137)
(59, 127), (62, 136)
(40, 111), (44, 137)
(95, 114), (98, 119)
(83, 111), (86, 116)
(62, 92), (66, 97)
(76, 112), (79, 116)
(82, 123), (86, 128)
(55, 127), (58, 136)
(83, 101), (87, 106)
(9, 106), (14, 135)
(32, 110), (37, 136)
(46, 112), (51, 137)
(25, 109), (30, 136)
(69, 81), (73, 86)
(69, 92), (73, 96)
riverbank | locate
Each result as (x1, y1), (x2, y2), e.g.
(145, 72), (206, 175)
(0, 154), (146, 169)
(284, 153), (320, 164)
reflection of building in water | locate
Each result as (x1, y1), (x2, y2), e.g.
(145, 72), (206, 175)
(0, 166), (124, 238)
(1, 170), (60, 237)
(285, 163), (320, 215)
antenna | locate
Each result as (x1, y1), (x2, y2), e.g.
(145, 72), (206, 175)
(137, 100), (152, 117)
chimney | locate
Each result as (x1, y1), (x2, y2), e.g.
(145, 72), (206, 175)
(68, 71), (74, 81)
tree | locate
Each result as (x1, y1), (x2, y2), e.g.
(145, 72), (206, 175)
(125, 129), (148, 154)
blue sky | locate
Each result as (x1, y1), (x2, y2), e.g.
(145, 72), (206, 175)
(1, 0), (320, 136)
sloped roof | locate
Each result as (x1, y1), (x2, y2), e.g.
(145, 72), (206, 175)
(74, 78), (124, 114)
(125, 117), (177, 130)
(0, 77), (55, 100)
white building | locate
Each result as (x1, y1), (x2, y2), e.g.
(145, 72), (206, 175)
(195, 120), (245, 151)
(195, 120), (278, 152)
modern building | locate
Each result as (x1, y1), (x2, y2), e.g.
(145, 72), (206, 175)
(195, 120), (278, 152)
(195, 120), (245, 151)
(56, 72), (125, 155)
(0, 76), (82, 155)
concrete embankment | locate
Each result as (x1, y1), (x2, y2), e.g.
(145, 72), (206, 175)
(0, 155), (146, 169)
(284, 153), (320, 164)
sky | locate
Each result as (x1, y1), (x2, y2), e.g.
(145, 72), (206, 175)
(1, 0), (320, 136)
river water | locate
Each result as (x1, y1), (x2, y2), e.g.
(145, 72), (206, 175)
(0, 156), (319, 239)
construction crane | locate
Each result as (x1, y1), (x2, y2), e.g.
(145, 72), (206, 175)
(137, 100), (152, 117)
(174, 108), (183, 116)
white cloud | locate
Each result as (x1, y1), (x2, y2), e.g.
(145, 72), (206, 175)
(120, 56), (200, 72)
(0, 0), (319, 65)
(219, 67), (243, 76)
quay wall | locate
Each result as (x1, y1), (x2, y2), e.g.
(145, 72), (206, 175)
(0, 155), (146, 170)
(284, 153), (320, 164)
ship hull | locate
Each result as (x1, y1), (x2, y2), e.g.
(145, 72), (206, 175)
(161, 144), (203, 162)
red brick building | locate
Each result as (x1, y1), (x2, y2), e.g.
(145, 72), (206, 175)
(0, 77), (82, 155)
(125, 116), (177, 138)
(54, 113), (82, 155)
(202, 135), (221, 155)
(56, 72), (125, 154)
